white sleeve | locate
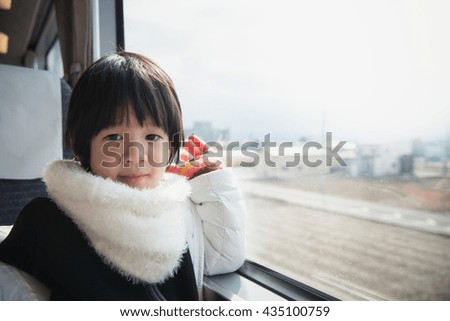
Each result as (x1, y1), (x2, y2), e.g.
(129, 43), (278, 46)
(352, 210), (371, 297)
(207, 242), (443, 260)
(189, 168), (246, 275)
(0, 225), (13, 242)
(0, 261), (50, 300)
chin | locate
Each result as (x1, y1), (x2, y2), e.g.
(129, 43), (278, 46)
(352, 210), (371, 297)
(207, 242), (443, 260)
(133, 179), (159, 190)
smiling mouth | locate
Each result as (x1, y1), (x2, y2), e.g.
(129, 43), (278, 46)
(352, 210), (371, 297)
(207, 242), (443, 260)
(119, 174), (149, 184)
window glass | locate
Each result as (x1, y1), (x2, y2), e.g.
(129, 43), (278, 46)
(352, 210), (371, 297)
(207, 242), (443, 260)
(124, 0), (450, 300)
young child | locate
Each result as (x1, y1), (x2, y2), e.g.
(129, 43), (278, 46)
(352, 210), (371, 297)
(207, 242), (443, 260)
(0, 51), (246, 300)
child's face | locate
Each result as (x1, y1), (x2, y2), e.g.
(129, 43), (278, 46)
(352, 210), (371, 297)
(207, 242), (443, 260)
(89, 111), (171, 189)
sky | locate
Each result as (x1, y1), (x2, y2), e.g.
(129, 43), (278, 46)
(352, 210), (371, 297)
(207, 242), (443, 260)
(124, 0), (450, 143)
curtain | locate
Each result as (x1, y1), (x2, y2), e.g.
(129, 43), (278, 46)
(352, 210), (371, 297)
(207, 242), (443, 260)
(54, 0), (92, 86)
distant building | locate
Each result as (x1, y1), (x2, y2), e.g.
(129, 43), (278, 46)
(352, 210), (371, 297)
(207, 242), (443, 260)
(185, 121), (230, 143)
(413, 139), (449, 162)
(412, 138), (449, 178)
(353, 141), (414, 177)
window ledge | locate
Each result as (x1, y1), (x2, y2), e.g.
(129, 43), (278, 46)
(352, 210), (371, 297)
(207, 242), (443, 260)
(203, 260), (338, 301)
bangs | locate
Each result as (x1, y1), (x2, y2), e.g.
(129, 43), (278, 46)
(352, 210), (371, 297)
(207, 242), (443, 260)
(91, 57), (168, 134)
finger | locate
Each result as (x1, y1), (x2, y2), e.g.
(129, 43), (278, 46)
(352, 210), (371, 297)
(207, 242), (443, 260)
(187, 135), (209, 154)
(182, 139), (202, 160)
(178, 146), (191, 163)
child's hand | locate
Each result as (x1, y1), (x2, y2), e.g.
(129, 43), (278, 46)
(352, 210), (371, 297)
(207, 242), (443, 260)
(166, 135), (222, 180)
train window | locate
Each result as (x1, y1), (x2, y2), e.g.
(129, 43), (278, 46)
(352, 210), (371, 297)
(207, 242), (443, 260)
(124, 0), (450, 300)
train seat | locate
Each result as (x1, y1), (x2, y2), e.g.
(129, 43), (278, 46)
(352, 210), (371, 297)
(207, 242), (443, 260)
(0, 65), (72, 226)
(0, 65), (71, 300)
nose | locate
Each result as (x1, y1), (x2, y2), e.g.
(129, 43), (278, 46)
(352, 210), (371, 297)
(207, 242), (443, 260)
(123, 139), (148, 165)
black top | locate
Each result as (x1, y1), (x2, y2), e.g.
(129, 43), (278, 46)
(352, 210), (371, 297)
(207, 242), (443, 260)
(0, 197), (198, 301)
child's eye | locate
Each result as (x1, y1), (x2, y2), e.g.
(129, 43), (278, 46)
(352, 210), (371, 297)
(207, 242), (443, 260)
(146, 134), (162, 142)
(105, 134), (122, 141)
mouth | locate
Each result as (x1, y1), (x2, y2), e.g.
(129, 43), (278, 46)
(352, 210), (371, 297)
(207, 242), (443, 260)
(118, 174), (149, 185)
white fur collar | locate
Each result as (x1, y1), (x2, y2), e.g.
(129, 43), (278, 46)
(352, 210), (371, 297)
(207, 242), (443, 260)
(42, 160), (191, 284)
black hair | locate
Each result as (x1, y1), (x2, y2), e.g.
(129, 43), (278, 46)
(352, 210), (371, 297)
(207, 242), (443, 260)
(65, 51), (184, 169)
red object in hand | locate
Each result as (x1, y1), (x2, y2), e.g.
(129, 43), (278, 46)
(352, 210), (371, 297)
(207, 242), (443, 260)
(179, 135), (209, 162)
(166, 135), (220, 179)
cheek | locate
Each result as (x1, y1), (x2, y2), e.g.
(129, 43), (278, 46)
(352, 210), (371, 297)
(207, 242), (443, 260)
(90, 140), (120, 179)
(149, 141), (171, 165)
(91, 164), (117, 180)
(90, 155), (113, 179)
